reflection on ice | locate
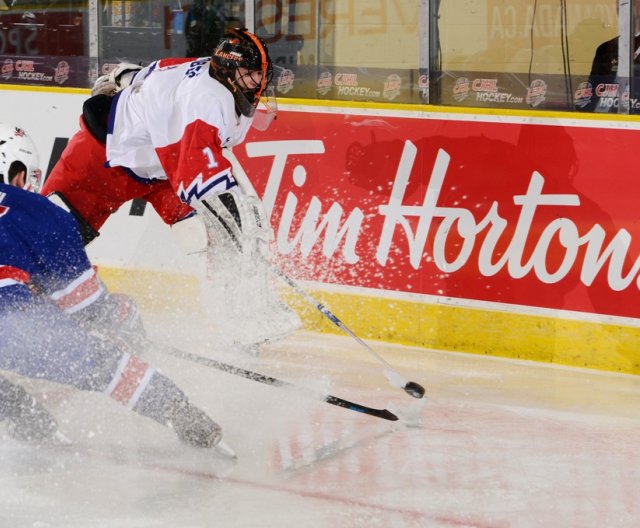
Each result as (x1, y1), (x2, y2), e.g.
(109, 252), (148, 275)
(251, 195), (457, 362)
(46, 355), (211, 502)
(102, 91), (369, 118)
(1, 328), (639, 527)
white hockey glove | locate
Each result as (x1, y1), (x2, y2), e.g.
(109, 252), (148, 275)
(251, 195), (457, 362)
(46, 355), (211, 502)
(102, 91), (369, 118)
(91, 63), (143, 97)
(194, 190), (301, 348)
(193, 190), (272, 269)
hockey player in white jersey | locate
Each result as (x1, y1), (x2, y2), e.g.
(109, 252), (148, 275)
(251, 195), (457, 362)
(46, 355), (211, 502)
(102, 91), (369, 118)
(43, 27), (299, 348)
(44, 28), (274, 241)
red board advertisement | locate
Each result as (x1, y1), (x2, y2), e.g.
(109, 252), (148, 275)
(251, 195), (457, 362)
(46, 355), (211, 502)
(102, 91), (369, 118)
(236, 109), (640, 321)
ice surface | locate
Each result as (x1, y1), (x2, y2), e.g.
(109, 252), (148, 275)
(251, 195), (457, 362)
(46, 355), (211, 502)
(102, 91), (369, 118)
(1, 326), (639, 528)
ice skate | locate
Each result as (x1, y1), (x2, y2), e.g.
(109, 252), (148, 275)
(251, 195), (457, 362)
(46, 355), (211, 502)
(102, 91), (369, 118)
(168, 401), (223, 449)
(5, 399), (59, 444)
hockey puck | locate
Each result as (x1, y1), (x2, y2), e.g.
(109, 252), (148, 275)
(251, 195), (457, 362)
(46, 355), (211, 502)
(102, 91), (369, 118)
(404, 381), (426, 399)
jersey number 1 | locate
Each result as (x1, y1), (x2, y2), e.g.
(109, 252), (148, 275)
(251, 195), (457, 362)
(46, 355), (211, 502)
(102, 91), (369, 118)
(203, 147), (218, 169)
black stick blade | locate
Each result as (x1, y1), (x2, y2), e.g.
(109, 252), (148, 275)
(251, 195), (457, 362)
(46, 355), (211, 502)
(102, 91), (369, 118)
(324, 396), (399, 421)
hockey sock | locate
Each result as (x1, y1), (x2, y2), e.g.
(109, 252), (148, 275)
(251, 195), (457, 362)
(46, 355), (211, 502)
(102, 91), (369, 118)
(103, 353), (221, 448)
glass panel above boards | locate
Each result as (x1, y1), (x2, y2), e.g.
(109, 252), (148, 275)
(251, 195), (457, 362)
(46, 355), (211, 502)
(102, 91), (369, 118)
(2, 0), (638, 115)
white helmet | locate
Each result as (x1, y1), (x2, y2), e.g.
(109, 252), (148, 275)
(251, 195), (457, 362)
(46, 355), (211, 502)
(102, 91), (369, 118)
(0, 123), (42, 192)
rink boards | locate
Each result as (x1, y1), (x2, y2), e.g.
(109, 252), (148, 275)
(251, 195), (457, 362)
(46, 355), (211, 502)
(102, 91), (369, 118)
(3, 84), (640, 375)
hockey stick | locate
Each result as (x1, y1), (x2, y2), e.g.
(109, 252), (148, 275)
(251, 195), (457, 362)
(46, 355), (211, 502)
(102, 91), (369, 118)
(218, 152), (423, 400)
(157, 345), (399, 422)
(271, 267), (426, 400)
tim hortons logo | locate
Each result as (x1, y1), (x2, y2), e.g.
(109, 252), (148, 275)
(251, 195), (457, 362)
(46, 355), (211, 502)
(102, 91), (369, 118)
(245, 140), (640, 292)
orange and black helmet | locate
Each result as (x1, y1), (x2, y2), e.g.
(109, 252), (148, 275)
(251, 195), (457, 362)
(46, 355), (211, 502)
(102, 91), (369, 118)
(210, 28), (273, 117)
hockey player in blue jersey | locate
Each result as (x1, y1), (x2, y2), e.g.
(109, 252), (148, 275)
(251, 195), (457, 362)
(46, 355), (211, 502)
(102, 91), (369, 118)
(0, 123), (58, 441)
(0, 181), (225, 449)
(0, 123), (42, 191)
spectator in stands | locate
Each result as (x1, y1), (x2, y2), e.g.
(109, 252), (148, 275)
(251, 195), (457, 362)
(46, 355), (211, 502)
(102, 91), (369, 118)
(185, 0), (228, 57)
(580, 5), (640, 112)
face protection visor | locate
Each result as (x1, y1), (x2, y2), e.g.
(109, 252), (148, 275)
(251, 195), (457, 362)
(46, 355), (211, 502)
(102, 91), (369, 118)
(231, 64), (277, 127)
(251, 84), (278, 131)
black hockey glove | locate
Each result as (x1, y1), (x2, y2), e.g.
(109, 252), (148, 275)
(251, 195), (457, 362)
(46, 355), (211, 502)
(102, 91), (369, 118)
(74, 292), (147, 354)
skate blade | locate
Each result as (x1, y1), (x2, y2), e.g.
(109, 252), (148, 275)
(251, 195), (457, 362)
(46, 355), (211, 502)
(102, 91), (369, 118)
(214, 439), (237, 460)
(53, 430), (73, 446)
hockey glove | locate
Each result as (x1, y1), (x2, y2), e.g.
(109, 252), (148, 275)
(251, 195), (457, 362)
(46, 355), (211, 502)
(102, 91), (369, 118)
(91, 63), (143, 97)
(193, 190), (272, 264)
(193, 190), (302, 348)
(74, 292), (147, 354)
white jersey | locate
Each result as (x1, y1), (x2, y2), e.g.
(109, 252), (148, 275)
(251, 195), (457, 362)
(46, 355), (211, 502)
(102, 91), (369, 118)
(106, 57), (252, 204)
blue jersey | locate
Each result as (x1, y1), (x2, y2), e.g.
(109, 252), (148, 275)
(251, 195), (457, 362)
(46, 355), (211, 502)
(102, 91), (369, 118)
(0, 183), (104, 312)
(0, 183), (122, 389)
(0, 187), (203, 438)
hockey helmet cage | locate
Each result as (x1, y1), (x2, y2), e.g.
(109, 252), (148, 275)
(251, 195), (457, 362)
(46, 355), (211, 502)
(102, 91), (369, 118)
(210, 28), (274, 118)
(0, 123), (42, 192)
